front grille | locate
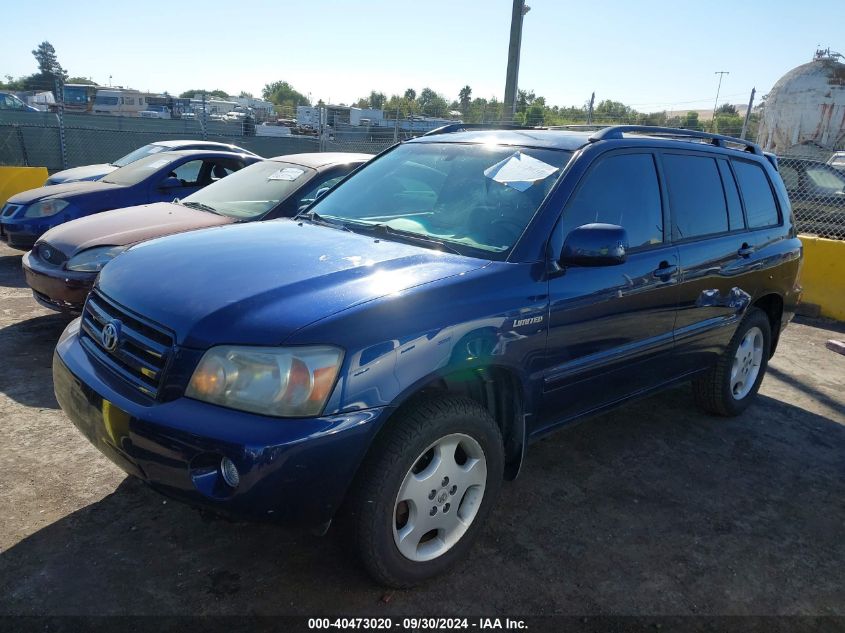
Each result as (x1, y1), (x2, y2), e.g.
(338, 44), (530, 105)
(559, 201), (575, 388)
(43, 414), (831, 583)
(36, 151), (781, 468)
(79, 290), (174, 399)
(36, 242), (68, 266)
(2, 204), (22, 217)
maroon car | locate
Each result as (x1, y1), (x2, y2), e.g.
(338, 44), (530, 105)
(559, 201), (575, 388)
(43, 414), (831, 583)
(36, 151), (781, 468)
(22, 152), (371, 312)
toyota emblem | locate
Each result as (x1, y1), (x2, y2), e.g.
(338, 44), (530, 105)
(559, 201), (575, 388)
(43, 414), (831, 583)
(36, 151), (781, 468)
(101, 321), (121, 352)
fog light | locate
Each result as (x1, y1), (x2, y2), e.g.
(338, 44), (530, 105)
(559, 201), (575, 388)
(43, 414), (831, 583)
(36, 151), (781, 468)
(220, 457), (240, 488)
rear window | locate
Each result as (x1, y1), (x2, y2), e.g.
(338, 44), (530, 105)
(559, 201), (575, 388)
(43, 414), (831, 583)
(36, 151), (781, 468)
(663, 154), (729, 240)
(732, 160), (780, 228)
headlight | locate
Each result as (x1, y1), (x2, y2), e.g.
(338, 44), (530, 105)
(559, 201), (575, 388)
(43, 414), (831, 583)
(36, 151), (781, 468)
(66, 245), (127, 272)
(186, 345), (344, 417)
(24, 199), (69, 218)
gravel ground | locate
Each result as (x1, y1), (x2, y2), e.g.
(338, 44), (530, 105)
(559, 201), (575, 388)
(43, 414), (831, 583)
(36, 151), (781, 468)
(0, 240), (843, 617)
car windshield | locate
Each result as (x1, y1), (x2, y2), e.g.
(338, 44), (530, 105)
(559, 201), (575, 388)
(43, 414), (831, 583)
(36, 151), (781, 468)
(806, 166), (845, 193)
(308, 142), (572, 259)
(112, 143), (169, 167)
(101, 153), (177, 185)
(182, 160), (317, 219)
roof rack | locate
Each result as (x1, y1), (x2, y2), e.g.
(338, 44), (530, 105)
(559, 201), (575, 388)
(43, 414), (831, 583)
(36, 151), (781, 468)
(546, 124), (609, 131)
(589, 125), (763, 155)
(423, 123), (542, 136)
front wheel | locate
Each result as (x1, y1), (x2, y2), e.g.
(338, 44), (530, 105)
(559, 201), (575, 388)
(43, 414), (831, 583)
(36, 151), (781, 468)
(693, 307), (772, 416)
(347, 395), (504, 588)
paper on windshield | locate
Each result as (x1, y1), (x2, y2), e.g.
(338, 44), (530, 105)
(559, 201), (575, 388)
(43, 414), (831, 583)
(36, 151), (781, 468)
(268, 167), (305, 181)
(147, 146), (165, 154)
(483, 151), (559, 192)
(147, 158), (171, 169)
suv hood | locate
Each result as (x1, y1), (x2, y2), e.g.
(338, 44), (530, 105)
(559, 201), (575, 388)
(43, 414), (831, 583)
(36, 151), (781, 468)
(97, 220), (489, 348)
(39, 202), (234, 256)
(46, 164), (116, 184)
(8, 180), (125, 205)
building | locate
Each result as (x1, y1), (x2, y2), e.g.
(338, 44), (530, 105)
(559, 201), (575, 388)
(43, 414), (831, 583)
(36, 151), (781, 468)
(758, 49), (845, 156)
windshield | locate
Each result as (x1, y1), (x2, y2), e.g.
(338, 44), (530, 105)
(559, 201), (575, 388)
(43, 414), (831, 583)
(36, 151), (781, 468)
(309, 142), (572, 258)
(63, 87), (88, 104)
(101, 153), (176, 185)
(182, 160), (316, 219)
(112, 143), (168, 167)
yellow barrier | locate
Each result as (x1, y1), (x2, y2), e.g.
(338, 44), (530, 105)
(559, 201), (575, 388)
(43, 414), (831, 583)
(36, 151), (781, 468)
(799, 236), (845, 322)
(0, 166), (49, 207)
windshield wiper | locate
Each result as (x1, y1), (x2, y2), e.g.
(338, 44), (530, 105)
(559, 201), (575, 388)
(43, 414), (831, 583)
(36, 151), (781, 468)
(344, 221), (463, 255)
(297, 210), (352, 232)
(181, 200), (221, 215)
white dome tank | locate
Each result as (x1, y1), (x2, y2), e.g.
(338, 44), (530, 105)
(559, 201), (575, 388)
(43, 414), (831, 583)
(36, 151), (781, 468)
(759, 49), (845, 155)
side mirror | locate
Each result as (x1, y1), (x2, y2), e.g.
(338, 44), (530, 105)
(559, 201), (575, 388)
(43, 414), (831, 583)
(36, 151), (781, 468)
(158, 177), (181, 190)
(560, 223), (628, 267)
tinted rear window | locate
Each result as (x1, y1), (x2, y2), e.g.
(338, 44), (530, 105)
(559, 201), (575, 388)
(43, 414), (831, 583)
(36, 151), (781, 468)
(732, 160), (780, 228)
(663, 154), (729, 240)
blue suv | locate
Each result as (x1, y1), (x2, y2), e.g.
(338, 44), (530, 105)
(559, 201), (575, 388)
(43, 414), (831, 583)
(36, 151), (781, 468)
(53, 125), (802, 587)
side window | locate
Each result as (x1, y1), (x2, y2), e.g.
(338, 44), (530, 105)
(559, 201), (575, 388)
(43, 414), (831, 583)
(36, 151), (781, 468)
(208, 160), (239, 182)
(663, 154), (729, 240)
(298, 175), (345, 208)
(717, 160), (745, 231)
(170, 160), (203, 185)
(732, 160), (780, 228)
(560, 153), (663, 249)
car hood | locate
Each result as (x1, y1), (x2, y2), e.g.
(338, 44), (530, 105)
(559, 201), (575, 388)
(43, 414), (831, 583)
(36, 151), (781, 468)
(39, 202), (234, 256)
(8, 181), (126, 204)
(46, 164), (117, 184)
(97, 220), (489, 348)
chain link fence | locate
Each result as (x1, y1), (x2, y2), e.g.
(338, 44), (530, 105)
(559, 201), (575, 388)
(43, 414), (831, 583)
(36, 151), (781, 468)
(778, 149), (845, 240)
(2, 105), (844, 240)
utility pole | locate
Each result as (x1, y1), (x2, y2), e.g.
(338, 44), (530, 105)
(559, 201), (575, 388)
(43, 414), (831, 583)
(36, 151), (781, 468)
(503, 0), (530, 122)
(740, 87), (756, 140)
(586, 92), (595, 124)
(712, 71), (729, 130)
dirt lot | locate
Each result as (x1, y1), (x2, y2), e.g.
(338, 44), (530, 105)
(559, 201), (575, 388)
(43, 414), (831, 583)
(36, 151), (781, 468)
(0, 240), (843, 617)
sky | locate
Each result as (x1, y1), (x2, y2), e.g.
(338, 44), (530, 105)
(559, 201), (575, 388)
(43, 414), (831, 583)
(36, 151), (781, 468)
(2, 0), (844, 111)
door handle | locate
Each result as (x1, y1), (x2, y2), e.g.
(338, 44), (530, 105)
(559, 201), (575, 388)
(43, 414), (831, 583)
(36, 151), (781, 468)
(738, 243), (755, 258)
(652, 262), (678, 280)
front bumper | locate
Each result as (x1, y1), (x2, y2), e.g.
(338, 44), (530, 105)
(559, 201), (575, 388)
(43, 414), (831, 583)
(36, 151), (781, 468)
(54, 322), (389, 525)
(22, 251), (94, 312)
(0, 219), (40, 250)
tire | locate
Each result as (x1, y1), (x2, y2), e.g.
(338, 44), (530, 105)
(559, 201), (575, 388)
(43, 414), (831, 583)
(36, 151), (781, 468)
(693, 307), (772, 417)
(347, 394), (504, 588)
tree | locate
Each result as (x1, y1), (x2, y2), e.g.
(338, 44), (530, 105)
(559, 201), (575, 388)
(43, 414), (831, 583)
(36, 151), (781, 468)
(32, 41), (66, 81)
(683, 111), (703, 130)
(458, 85), (472, 115)
(417, 87), (448, 117)
(262, 80), (310, 112)
(66, 77), (97, 85)
(179, 89), (230, 99)
(19, 41), (68, 92)
(717, 103), (738, 116)
(404, 88), (416, 101)
(593, 99), (635, 123)
(239, 90), (254, 99)
(368, 90), (386, 109)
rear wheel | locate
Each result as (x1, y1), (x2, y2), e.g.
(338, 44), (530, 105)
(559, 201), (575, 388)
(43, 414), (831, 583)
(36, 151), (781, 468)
(347, 395), (504, 587)
(693, 307), (771, 416)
